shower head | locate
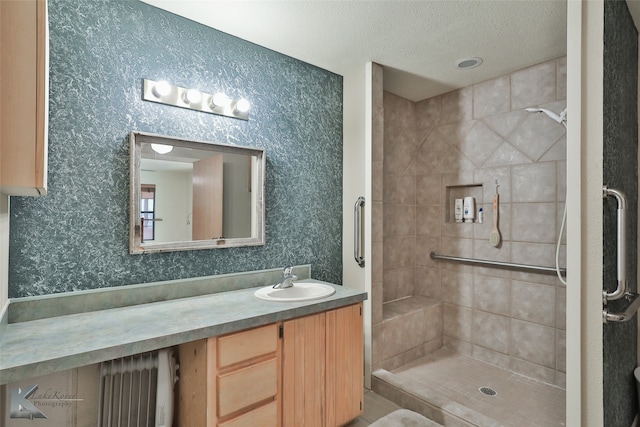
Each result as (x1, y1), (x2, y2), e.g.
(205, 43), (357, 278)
(525, 107), (567, 125)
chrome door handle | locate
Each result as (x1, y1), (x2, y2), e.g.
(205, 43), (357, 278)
(601, 186), (640, 323)
(354, 196), (365, 268)
(603, 186), (628, 302)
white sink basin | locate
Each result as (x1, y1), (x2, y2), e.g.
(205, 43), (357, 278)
(255, 281), (336, 302)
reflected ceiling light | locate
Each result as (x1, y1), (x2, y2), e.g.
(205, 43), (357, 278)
(142, 79), (250, 121)
(235, 98), (250, 113)
(152, 80), (172, 98)
(211, 92), (231, 107)
(183, 88), (202, 104)
(456, 57), (483, 69)
(151, 143), (173, 154)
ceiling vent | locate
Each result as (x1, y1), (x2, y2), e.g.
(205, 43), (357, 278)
(456, 57), (483, 69)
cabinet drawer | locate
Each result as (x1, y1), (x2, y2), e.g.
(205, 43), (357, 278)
(219, 400), (278, 427)
(218, 358), (278, 417)
(217, 323), (278, 368)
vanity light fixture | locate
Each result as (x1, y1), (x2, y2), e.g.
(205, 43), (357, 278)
(211, 92), (231, 108)
(152, 80), (172, 97)
(150, 143), (173, 154)
(183, 88), (202, 105)
(142, 78), (250, 121)
(235, 98), (250, 113)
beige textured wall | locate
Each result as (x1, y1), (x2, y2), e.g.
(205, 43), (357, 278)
(374, 57), (567, 388)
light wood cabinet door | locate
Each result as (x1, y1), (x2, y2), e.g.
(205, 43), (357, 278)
(282, 312), (326, 427)
(326, 303), (364, 426)
(0, 0), (48, 196)
(282, 303), (364, 427)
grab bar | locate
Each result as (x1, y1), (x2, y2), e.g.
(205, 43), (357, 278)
(602, 186), (638, 323)
(604, 293), (640, 323)
(602, 186), (628, 301)
(430, 252), (565, 275)
(354, 196), (365, 268)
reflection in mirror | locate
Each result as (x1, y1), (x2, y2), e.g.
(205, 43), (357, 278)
(129, 131), (265, 253)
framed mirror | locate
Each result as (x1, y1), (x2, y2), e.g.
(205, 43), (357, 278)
(129, 131), (265, 254)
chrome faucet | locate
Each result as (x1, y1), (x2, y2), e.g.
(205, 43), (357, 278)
(273, 266), (297, 289)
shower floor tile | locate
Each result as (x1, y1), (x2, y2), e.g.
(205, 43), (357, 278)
(376, 348), (565, 426)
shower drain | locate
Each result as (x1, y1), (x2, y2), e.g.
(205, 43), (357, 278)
(479, 387), (497, 396)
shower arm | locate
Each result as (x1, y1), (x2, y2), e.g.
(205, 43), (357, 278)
(602, 186), (628, 303)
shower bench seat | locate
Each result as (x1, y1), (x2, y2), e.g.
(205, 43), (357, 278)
(379, 296), (442, 370)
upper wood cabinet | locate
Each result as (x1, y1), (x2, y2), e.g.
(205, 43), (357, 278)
(0, 0), (49, 196)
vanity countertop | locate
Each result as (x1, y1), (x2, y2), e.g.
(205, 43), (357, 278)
(0, 280), (366, 385)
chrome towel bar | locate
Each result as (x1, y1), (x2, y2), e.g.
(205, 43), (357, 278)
(430, 252), (565, 275)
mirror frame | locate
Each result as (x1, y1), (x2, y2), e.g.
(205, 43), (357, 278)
(129, 131), (265, 254)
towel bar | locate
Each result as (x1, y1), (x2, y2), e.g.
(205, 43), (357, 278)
(430, 252), (565, 275)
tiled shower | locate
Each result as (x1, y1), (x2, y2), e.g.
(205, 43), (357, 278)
(370, 57), (567, 391)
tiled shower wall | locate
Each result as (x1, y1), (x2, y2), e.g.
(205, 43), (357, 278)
(374, 57), (567, 387)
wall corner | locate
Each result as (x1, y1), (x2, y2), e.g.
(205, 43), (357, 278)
(1, 195), (9, 319)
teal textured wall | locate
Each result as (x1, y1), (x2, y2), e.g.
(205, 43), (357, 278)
(8, 0), (343, 297)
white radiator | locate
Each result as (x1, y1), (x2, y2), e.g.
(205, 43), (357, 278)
(98, 349), (177, 427)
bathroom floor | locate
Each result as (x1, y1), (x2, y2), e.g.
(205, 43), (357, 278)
(372, 348), (566, 426)
(345, 390), (404, 427)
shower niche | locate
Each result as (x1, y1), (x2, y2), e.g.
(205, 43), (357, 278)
(445, 184), (483, 223)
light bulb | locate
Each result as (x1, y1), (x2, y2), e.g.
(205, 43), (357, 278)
(235, 98), (250, 113)
(211, 92), (231, 108)
(151, 143), (173, 154)
(152, 80), (171, 98)
(184, 89), (202, 104)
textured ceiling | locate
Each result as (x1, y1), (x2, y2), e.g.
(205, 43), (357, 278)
(140, 0), (567, 101)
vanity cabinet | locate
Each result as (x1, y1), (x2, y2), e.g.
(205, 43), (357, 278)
(0, 0), (49, 196)
(178, 323), (281, 427)
(178, 303), (363, 427)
